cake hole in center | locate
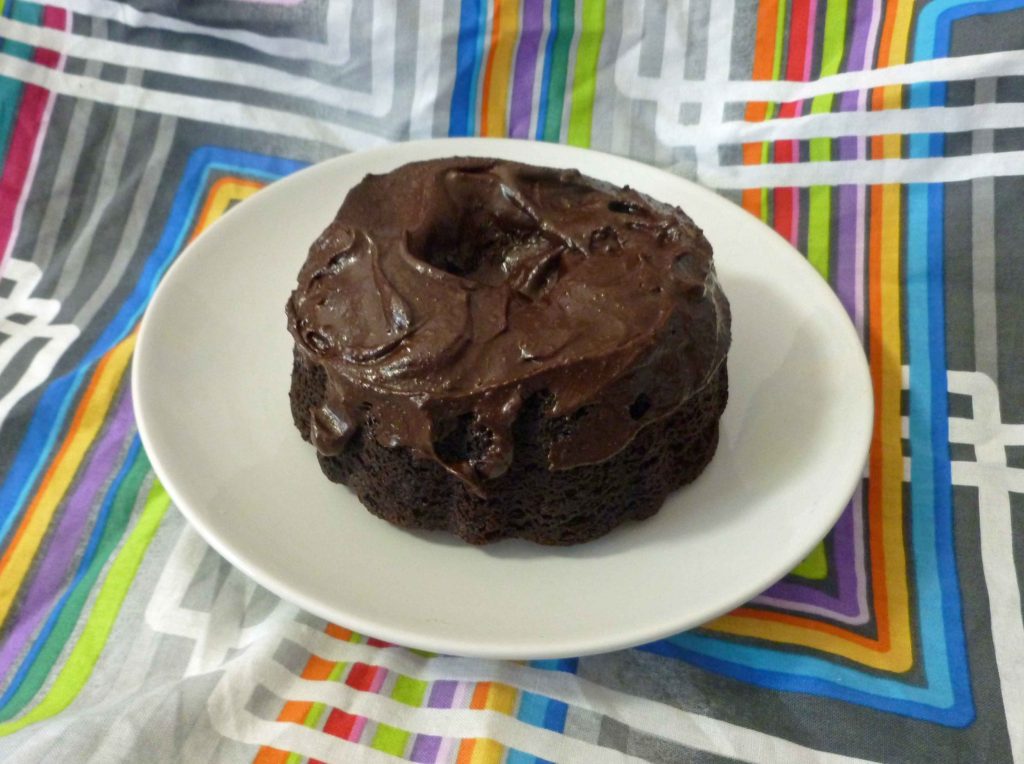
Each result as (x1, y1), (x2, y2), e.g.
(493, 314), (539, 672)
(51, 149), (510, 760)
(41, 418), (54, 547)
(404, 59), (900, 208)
(420, 227), (562, 298)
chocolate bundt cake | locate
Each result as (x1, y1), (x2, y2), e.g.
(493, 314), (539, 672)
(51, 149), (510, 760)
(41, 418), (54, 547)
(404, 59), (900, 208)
(287, 157), (730, 545)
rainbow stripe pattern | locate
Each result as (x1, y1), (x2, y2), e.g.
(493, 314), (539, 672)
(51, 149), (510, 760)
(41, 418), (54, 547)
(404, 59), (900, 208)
(1, 0), (1022, 761)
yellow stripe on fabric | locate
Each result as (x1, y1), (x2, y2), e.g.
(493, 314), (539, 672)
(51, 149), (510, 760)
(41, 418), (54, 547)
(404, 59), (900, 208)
(875, 181), (911, 671)
(876, 1), (914, 156)
(201, 179), (261, 226)
(470, 738), (504, 764)
(485, 682), (517, 715)
(0, 333), (136, 628)
(0, 479), (171, 735)
(482, 0), (519, 136)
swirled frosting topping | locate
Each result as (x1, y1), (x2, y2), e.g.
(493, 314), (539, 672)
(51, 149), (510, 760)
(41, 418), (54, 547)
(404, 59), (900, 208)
(287, 157), (730, 492)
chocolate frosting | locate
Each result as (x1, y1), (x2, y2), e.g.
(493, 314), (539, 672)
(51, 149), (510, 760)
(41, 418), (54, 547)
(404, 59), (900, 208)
(287, 157), (730, 495)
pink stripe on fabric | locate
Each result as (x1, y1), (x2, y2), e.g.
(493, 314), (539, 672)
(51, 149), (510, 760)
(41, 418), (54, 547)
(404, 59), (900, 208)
(0, 6), (68, 271)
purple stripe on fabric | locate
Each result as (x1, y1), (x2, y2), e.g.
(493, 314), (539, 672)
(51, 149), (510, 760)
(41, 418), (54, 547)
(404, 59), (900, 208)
(0, 386), (136, 681)
(835, 185), (858, 315)
(427, 680), (457, 708)
(759, 502), (860, 617)
(836, 0), (878, 313)
(836, 0), (876, 124)
(508, 0), (544, 138)
(847, 0), (876, 72)
(410, 734), (443, 763)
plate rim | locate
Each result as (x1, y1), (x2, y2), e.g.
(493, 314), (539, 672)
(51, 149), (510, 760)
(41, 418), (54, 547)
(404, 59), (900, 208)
(132, 137), (874, 658)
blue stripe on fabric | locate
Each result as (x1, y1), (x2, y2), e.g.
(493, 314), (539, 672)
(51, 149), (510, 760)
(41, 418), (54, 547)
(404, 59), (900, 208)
(0, 437), (142, 709)
(449, 0), (484, 136)
(505, 750), (536, 764)
(0, 372), (84, 548)
(644, 637), (965, 724)
(472, 0), (487, 133)
(530, 657), (578, 674)
(542, 698), (569, 731)
(534, 0), (559, 140)
(0, 148), (305, 550)
(516, 690), (548, 729)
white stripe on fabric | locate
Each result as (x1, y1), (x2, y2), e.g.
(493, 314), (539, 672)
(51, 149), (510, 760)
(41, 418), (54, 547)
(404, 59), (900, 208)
(701, 149), (1024, 189)
(409, 5), (444, 138)
(619, 45), (1024, 104)
(0, 51), (388, 151)
(0, 15), (395, 118)
(50, 0), (355, 65)
(0, 260), (80, 429)
(694, 0), (737, 175)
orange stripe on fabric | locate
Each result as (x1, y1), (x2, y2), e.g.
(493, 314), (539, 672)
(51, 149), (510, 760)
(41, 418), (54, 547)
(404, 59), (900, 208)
(481, 0), (520, 136)
(742, 0), (780, 218)
(457, 738), (477, 764)
(251, 747), (289, 764)
(868, 181), (888, 639)
(0, 333), (136, 627)
(470, 682), (491, 710)
(326, 623), (355, 640)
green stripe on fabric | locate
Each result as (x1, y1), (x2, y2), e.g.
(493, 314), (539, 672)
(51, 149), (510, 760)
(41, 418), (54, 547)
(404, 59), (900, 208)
(791, 541), (828, 580)
(0, 2), (43, 167)
(392, 675), (428, 707)
(542, 0), (575, 142)
(807, 0), (849, 278)
(0, 476), (171, 734)
(566, 0), (606, 147)
(771, 0), (787, 91)
(0, 448), (151, 723)
(371, 723), (410, 756)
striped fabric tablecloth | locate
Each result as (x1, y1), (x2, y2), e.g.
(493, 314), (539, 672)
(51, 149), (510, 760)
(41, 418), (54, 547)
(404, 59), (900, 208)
(1, 1), (1022, 762)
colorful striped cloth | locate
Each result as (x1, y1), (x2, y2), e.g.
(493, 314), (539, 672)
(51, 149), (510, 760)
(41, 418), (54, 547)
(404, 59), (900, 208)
(1, 1), (1022, 761)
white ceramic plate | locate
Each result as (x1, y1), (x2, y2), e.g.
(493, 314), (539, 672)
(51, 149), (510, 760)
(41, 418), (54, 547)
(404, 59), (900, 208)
(133, 138), (873, 659)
